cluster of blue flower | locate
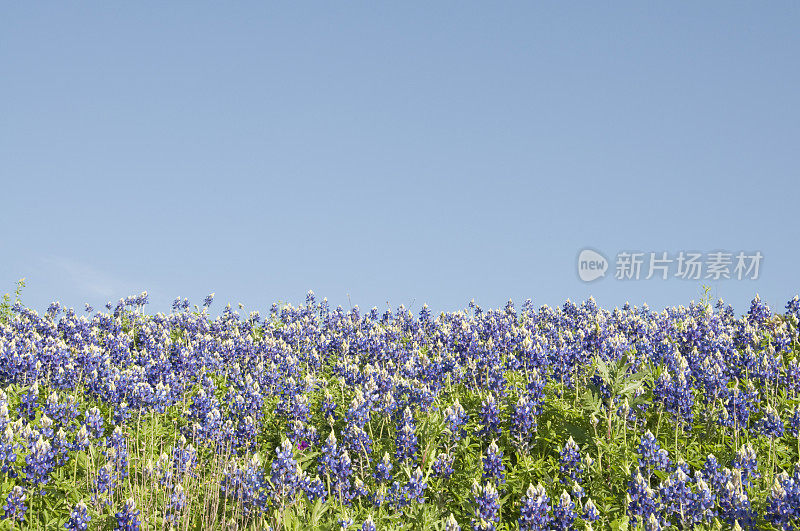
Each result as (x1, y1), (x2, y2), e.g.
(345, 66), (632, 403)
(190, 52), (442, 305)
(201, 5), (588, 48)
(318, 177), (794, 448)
(0, 291), (797, 528)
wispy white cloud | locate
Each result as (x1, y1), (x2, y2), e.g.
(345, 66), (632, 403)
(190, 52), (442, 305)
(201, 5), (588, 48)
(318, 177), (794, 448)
(43, 256), (128, 299)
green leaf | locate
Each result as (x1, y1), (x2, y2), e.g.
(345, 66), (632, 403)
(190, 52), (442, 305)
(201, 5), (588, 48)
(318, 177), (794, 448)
(609, 515), (630, 531)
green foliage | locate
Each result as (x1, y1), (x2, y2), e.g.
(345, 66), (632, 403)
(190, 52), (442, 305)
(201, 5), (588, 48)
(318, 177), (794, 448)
(1, 296), (800, 529)
(0, 278), (25, 324)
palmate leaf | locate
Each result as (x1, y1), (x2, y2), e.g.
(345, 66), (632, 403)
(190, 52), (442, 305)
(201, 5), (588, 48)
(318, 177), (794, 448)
(618, 378), (644, 399)
(282, 506), (304, 531)
(580, 387), (603, 415)
(310, 498), (327, 526)
(595, 356), (611, 383)
(629, 388), (652, 410)
(609, 515), (630, 531)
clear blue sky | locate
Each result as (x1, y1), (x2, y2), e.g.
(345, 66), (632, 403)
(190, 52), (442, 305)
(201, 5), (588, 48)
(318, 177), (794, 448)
(1, 3), (798, 315)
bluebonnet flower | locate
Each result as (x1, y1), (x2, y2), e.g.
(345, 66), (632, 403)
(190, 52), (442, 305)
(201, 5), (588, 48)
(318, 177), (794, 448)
(106, 427), (130, 481)
(46, 300), (62, 317)
(559, 437), (582, 483)
(571, 481), (585, 502)
(115, 497), (141, 531)
(346, 477), (366, 501)
(653, 363), (694, 426)
(659, 464), (693, 526)
(361, 515), (376, 531)
(386, 479), (409, 509)
(24, 438), (55, 489)
(482, 441), (505, 485)
(19, 383), (39, 423)
(322, 391), (338, 423)
(343, 393), (372, 458)
(372, 485), (387, 508)
(789, 406), (800, 436)
(444, 400), (468, 441)
(702, 454), (727, 494)
(787, 361), (800, 398)
(49, 428), (69, 468)
(787, 295), (800, 321)
(318, 431), (340, 478)
(689, 474), (716, 525)
(167, 483), (186, 522)
(0, 425), (17, 477)
(303, 475), (326, 502)
(432, 452), (454, 479)
(525, 368), (546, 414)
(419, 303), (432, 326)
(510, 395), (536, 452)
(765, 468), (800, 530)
(233, 414), (259, 452)
(101, 447), (128, 491)
(2, 486), (26, 522)
(170, 437), (196, 479)
(344, 425), (372, 458)
(134, 291), (149, 307)
(203, 293), (215, 308)
(0, 401), (9, 433)
(221, 453), (269, 514)
(85, 407), (104, 440)
(94, 462), (115, 506)
(20, 425), (39, 449)
(637, 430), (670, 478)
(331, 450), (354, 503)
(732, 444), (759, 486)
(747, 294), (772, 325)
(628, 470), (658, 524)
(720, 381), (758, 431)
(470, 481), (500, 531)
(551, 491), (576, 531)
(113, 401), (131, 426)
(644, 514), (662, 531)
(64, 501), (90, 531)
(374, 452), (393, 483)
(717, 469), (756, 529)
(395, 423), (418, 463)
(38, 414), (54, 439)
(286, 393), (317, 447)
(477, 394), (502, 439)
(73, 425), (90, 453)
(445, 513), (461, 531)
(270, 439), (299, 500)
(757, 406), (784, 438)
(403, 467), (427, 505)
(583, 498), (600, 522)
(518, 483), (552, 531)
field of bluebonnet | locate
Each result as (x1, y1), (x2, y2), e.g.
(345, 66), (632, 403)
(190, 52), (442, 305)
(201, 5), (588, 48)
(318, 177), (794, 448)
(1, 283), (800, 530)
